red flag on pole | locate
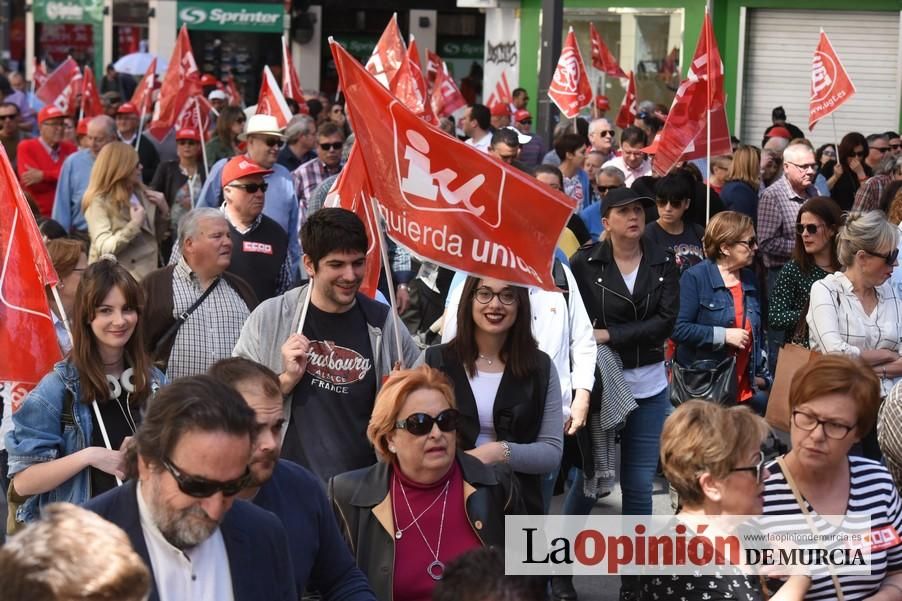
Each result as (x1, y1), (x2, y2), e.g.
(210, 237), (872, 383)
(149, 25), (201, 142)
(405, 35), (429, 102)
(365, 14), (406, 88)
(615, 71), (638, 129)
(651, 13), (732, 176)
(324, 146), (382, 298)
(130, 57), (157, 116)
(281, 35), (308, 112)
(255, 66), (293, 128)
(426, 51), (467, 118)
(33, 58), (49, 89)
(224, 75), (243, 108)
(79, 66), (104, 119)
(35, 57), (81, 115)
(548, 28), (593, 119)
(390, 38), (438, 125)
(0, 144), (61, 395)
(329, 39), (575, 290)
(809, 30), (856, 131)
(589, 23), (627, 79)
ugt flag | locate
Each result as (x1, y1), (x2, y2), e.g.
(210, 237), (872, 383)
(329, 39), (575, 291)
(809, 30), (855, 131)
(548, 28), (593, 119)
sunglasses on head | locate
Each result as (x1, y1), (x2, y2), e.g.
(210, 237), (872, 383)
(319, 142), (343, 151)
(796, 223), (821, 235)
(162, 458), (251, 498)
(395, 408), (460, 436)
(864, 248), (899, 265)
(228, 182), (268, 194)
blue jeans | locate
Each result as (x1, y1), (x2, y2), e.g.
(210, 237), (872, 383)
(541, 465), (599, 516)
(620, 386), (670, 516)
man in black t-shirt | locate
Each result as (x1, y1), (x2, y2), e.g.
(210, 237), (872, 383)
(233, 208), (420, 482)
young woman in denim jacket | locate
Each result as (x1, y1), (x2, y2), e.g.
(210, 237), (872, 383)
(673, 211), (772, 415)
(5, 259), (165, 525)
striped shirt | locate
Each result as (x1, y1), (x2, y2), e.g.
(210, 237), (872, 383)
(762, 456), (902, 600)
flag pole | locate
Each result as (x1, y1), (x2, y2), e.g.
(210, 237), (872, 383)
(706, 107), (712, 224)
(370, 197), (406, 369)
(704, 2), (713, 224)
(195, 99), (210, 177)
(296, 276), (313, 334)
(135, 104), (145, 153)
(50, 285), (122, 487)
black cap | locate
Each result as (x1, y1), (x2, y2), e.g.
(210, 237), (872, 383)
(602, 187), (654, 216)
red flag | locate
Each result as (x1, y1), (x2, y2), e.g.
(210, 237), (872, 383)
(0, 144), (62, 396)
(149, 25), (201, 142)
(485, 71), (512, 111)
(548, 28), (593, 119)
(365, 14), (406, 88)
(405, 35), (429, 101)
(281, 35), (308, 112)
(615, 71), (638, 129)
(130, 57), (157, 117)
(390, 39), (438, 125)
(809, 30), (856, 131)
(255, 66), (293, 128)
(224, 75), (243, 107)
(33, 58), (48, 90)
(589, 23), (627, 79)
(330, 40), (575, 290)
(426, 51), (467, 118)
(652, 14), (732, 176)
(174, 96), (212, 138)
(35, 57), (81, 115)
(79, 66), (103, 119)
(324, 146), (382, 298)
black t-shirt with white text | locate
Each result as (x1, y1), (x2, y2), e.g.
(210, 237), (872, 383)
(283, 301), (377, 482)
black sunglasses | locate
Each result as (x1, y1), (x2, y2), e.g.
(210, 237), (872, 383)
(598, 184), (621, 194)
(735, 237), (758, 248)
(228, 182), (268, 193)
(795, 223), (821, 235)
(730, 451), (766, 483)
(319, 142), (343, 151)
(597, 129), (616, 137)
(260, 138), (283, 148)
(864, 248), (899, 265)
(0, 114), (17, 121)
(395, 408), (460, 436)
(655, 197), (687, 207)
(874, 147), (890, 154)
(520, 120), (532, 125)
(162, 458), (251, 498)
(891, 144), (901, 150)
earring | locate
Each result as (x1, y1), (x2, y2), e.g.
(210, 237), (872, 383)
(389, 445), (397, 453)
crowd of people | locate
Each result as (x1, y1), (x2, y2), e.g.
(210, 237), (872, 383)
(3, 61), (902, 601)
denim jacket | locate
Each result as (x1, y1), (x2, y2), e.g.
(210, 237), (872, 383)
(5, 359), (165, 523)
(672, 260), (772, 390)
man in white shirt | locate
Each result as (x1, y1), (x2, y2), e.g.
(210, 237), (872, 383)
(602, 126), (652, 186)
(86, 376), (296, 601)
(461, 103), (493, 153)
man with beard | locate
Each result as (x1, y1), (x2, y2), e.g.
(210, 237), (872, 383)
(208, 358), (375, 601)
(233, 208), (420, 483)
(85, 376), (296, 601)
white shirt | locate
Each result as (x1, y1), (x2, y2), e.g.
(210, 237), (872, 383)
(601, 155), (653, 186)
(465, 131), (493, 153)
(136, 481), (236, 601)
(469, 370), (504, 446)
(620, 266), (668, 398)
(442, 263), (596, 421)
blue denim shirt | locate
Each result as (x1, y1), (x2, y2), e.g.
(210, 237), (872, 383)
(5, 360), (165, 523)
(672, 260), (771, 390)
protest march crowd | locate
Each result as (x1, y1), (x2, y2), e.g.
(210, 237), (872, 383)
(3, 11), (902, 601)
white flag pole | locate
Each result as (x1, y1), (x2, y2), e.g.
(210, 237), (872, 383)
(296, 276), (313, 335)
(135, 104), (145, 154)
(195, 99), (210, 178)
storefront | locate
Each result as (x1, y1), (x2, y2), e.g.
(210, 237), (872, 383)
(30, 0), (105, 75)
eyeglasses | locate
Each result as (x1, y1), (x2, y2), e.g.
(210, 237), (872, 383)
(795, 223), (822, 235)
(228, 182), (268, 194)
(474, 286), (517, 305)
(787, 162), (817, 172)
(891, 144), (901, 151)
(260, 138), (283, 148)
(161, 458), (251, 498)
(873, 147), (890, 154)
(734, 237), (758, 248)
(730, 451), (766, 483)
(520, 120), (532, 126)
(596, 129), (616, 138)
(792, 410), (854, 440)
(655, 198), (687, 208)
(864, 247), (899, 265)
(598, 184), (621, 194)
(0, 114), (18, 121)
(319, 142), (343, 151)
(395, 408), (461, 436)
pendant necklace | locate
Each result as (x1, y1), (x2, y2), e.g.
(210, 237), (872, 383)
(399, 476), (450, 580)
(478, 354), (495, 365)
(391, 477), (449, 540)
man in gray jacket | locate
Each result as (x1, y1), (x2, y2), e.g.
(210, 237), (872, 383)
(233, 208), (419, 482)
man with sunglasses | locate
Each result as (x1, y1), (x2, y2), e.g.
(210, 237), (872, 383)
(0, 101), (27, 170)
(86, 376), (297, 601)
(294, 121), (345, 212)
(578, 165), (626, 242)
(514, 109), (546, 168)
(16, 106), (77, 218)
(866, 133), (891, 171)
(887, 131), (901, 158)
(587, 118), (616, 164)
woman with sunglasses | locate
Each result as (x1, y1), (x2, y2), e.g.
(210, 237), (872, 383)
(673, 211), (771, 414)
(206, 106), (246, 165)
(5, 259), (166, 527)
(762, 355), (902, 600)
(768, 197), (842, 348)
(642, 400), (812, 601)
(828, 132), (871, 212)
(421, 276), (563, 516)
(83, 142), (168, 281)
(644, 171), (706, 274)
(329, 366), (521, 601)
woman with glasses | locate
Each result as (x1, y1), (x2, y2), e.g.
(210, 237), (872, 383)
(83, 142), (167, 281)
(5, 259), (165, 527)
(642, 400), (812, 601)
(644, 171), (706, 274)
(720, 145), (762, 224)
(768, 197), (842, 348)
(420, 276), (563, 516)
(762, 355), (902, 600)
(329, 366), (521, 601)
(828, 132), (871, 212)
(673, 211), (771, 414)
(206, 106), (246, 165)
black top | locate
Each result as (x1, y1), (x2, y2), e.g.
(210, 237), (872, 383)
(227, 215), (289, 302)
(89, 384), (139, 496)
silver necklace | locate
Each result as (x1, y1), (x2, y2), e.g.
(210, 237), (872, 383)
(399, 476), (450, 580)
(391, 478), (449, 540)
(478, 353), (496, 365)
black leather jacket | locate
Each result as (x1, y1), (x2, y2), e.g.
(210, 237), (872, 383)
(570, 238), (680, 370)
(328, 453), (522, 601)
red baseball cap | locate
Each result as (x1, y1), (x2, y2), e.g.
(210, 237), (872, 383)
(595, 95), (611, 112)
(490, 103), (510, 117)
(514, 109), (531, 122)
(766, 126), (792, 140)
(116, 102), (139, 116)
(221, 156), (273, 187)
(76, 118), (89, 136)
(38, 106), (67, 124)
(200, 74), (219, 87)
(176, 128), (201, 142)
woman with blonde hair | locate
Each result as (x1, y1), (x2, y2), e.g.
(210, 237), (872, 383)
(82, 141), (167, 280)
(720, 145), (762, 223)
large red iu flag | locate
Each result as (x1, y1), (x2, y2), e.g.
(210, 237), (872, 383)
(809, 30), (856, 131)
(0, 144), (61, 400)
(548, 28), (593, 119)
(330, 39), (575, 290)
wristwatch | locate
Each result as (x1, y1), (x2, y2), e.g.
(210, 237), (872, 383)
(500, 441), (512, 463)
